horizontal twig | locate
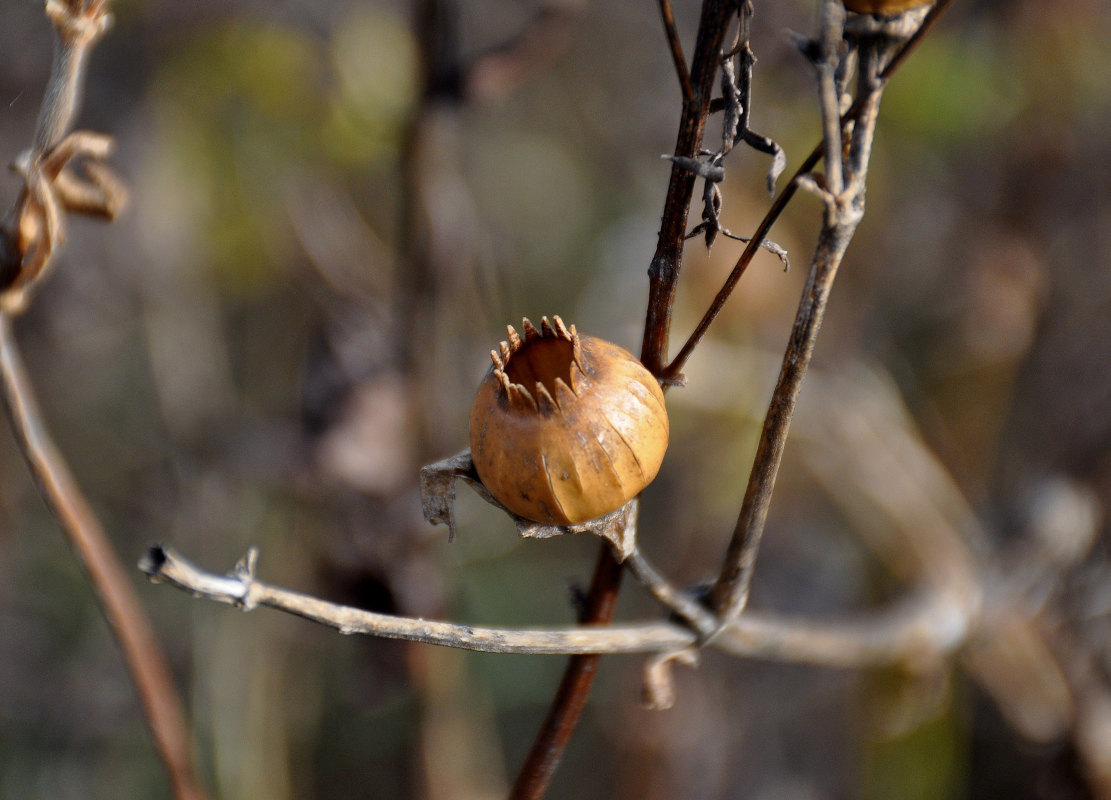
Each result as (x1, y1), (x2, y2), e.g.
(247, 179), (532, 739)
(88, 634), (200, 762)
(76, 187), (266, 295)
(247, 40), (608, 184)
(140, 544), (971, 671)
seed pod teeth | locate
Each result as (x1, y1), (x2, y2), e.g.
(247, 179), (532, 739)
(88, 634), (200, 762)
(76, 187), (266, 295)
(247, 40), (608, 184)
(490, 349), (505, 371)
(522, 317), (541, 341)
(498, 341), (512, 363)
(552, 315), (572, 341)
(506, 325), (522, 352)
(554, 376), (577, 405)
(540, 316), (557, 338)
(534, 381), (559, 414)
(506, 381), (538, 413)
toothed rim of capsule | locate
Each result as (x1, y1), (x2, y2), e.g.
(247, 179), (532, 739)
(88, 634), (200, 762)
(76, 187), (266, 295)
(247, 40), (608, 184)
(487, 315), (587, 415)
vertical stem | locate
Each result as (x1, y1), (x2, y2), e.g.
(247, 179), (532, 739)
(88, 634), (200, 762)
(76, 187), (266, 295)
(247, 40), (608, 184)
(509, 547), (624, 800)
(34, 1), (109, 155)
(641, 0), (735, 375)
(512, 4), (737, 796)
(709, 222), (854, 623)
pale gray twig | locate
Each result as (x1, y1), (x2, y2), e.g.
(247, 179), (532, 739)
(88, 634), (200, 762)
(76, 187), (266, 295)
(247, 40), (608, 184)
(140, 544), (970, 672)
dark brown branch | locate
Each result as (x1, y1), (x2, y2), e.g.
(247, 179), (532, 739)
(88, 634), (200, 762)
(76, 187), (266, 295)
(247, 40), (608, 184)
(509, 548), (624, 800)
(0, 317), (209, 800)
(640, 0), (736, 376)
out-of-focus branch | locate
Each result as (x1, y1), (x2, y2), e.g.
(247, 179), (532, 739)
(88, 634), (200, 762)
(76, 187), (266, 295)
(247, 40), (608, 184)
(465, 0), (585, 103)
(0, 4), (203, 798)
(0, 318), (209, 800)
(0, 0), (126, 312)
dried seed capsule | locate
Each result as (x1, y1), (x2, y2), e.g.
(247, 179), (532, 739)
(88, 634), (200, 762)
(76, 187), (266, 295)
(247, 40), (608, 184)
(469, 316), (669, 525)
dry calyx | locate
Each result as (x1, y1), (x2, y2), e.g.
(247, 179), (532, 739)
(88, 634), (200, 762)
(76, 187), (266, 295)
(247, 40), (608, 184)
(420, 316), (668, 557)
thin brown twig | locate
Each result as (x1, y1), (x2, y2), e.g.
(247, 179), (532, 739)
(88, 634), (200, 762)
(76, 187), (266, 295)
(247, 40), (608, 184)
(662, 0), (955, 382)
(657, 0), (694, 102)
(509, 548), (624, 800)
(0, 3), (206, 797)
(0, 317), (209, 800)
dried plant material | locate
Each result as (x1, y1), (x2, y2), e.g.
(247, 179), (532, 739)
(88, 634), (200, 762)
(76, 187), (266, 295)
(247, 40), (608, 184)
(0, 0), (126, 314)
(419, 449), (640, 560)
(641, 647), (701, 711)
(963, 609), (1075, 743)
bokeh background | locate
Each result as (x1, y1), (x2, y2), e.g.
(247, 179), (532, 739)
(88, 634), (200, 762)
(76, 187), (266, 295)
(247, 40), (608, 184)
(1, 0), (1110, 798)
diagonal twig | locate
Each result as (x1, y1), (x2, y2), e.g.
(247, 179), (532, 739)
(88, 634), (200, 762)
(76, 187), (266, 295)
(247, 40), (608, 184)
(708, 1), (935, 629)
(0, 316), (209, 800)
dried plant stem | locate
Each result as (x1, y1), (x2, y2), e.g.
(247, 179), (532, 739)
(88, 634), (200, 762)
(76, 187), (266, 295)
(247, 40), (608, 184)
(141, 544), (970, 669)
(663, 0), (953, 382)
(0, 316), (208, 800)
(641, 0), (736, 376)
(709, 223), (857, 622)
(657, 0), (693, 101)
(509, 548), (624, 800)
(710, 3), (894, 627)
(512, 3), (738, 793)
(34, 0), (109, 154)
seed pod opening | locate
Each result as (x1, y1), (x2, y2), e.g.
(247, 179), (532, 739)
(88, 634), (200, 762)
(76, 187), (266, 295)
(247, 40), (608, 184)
(469, 316), (669, 525)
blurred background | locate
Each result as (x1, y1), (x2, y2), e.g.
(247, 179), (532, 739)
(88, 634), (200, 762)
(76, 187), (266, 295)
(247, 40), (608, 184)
(1, 0), (1110, 797)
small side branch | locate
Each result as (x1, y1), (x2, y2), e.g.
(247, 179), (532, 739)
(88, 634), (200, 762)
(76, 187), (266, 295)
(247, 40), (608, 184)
(657, 0), (694, 101)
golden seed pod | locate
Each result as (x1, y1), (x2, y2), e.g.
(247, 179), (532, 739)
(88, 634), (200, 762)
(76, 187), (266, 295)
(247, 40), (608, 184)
(841, 0), (933, 15)
(469, 316), (669, 526)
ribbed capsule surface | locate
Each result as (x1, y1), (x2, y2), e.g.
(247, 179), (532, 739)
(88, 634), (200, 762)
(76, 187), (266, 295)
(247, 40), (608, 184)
(468, 316), (669, 525)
